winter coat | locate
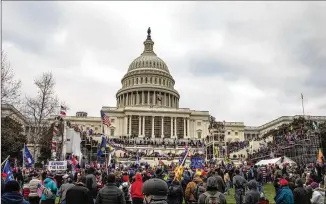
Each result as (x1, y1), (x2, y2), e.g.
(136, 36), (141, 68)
(185, 176), (203, 201)
(96, 183), (126, 204)
(197, 177), (227, 204)
(41, 178), (57, 201)
(197, 191), (227, 204)
(310, 189), (325, 204)
(58, 183), (75, 201)
(66, 182), (93, 204)
(245, 180), (260, 204)
(167, 180), (183, 204)
(130, 173), (144, 199)
(28, 177), (41, 197)
(274, 186), (294, 204)
(119, 182), (131, 202)
(1, 192), (29, 204)
(293, 186), (310, 204)
(86, 173), (97, 198)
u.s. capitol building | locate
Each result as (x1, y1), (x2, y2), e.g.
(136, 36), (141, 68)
(69, 28), (210, 140)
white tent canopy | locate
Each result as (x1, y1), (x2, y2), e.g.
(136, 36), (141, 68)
(255, 156), (296, 168)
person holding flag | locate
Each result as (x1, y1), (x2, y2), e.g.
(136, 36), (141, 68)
(23, 144), (34, 168)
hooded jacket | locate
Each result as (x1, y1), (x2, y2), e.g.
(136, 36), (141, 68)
(97, 182), (126, 204)
(310, 189), (325, 204)
(1, 192), (29, 204)
(28, 177), (41, 197)
(41, 178), (57, 200)
(167, 180), (184, 204)
(275, 186), (294, 204)
(185, 176), (203, 201)
(197, 177), (226, 204)
(244, 180), (260, 204)
(293, 178), (310, 204)
(130, 173), (144, 199)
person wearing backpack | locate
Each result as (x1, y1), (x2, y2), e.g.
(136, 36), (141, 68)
(167, 179), (183, 204)
(185, 175), (203, 204)
(233, 169), (248, 204)
(119, 174), (131, 204)
(198, 176), (227, 204)
(244, 180), (260, 204)
(40, 175), (58, 204)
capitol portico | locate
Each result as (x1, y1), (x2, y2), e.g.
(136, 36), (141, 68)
(102, 28), (210, 139)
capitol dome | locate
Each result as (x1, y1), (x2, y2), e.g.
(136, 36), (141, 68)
(116, 28), (180, 109)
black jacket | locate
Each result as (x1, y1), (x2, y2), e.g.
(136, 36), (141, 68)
(66, 183), (93, 204)
(293, 186), (310, 204)
(96, 183), (126, 204)
(167, 181), (183, 204)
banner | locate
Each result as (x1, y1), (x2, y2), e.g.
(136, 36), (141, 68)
(48, 161), (67, 171)
(190, 157), (204, 169)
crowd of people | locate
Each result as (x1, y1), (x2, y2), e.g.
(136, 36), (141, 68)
(227, 141), (250, 153)
(2, 157), (326, 204)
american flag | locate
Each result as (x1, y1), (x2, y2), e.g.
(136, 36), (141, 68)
(100, 110), (111, 127)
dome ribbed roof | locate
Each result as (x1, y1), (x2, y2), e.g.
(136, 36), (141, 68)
(127, 27), (170, 73)
(128, 55), (169, 72)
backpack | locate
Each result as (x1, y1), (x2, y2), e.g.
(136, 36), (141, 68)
(42, 187), (54, 199)
(168, 185), (181, 197)
(203, 192), (222, 204)
(122, 183), (130, 201)
(193, 182), (206, 200)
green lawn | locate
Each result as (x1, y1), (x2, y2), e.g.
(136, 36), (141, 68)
(225, 183), (276, 204)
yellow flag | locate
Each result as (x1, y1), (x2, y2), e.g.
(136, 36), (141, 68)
(317, 149), (323, 164)
(290, 126), (293, 131)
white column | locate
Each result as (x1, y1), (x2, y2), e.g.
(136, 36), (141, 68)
(129, 115), (132, 136)
(169, 94), (171, 107)
(152, 116), (155, 138)
(142, 91), (144, 105)
(124, 116), (128, 136)
(187, 118), (190, 138)
(142, 116), (145, 137)
(174, 117), (177, 137)
(147, 91), (150, 105)
(171, 117), (173, 138)
(138, 116), (141, 137)
(161, 116), (164, 138)
(184, 118), (186, 138)
(126, 93), (129, 106)
(136, 92), (139, 105)
(153, 91), (156, 105)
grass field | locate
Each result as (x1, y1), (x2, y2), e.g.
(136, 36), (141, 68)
(225, 183), (276, 204)
(55, 183), (277, 204)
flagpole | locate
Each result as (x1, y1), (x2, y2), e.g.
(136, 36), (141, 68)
(22, 144), (25, 168)
(301, 93), (305, 116)
(1, 155), (10, 166)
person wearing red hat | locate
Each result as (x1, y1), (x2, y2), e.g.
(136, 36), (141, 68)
(274, 179), (294, 204)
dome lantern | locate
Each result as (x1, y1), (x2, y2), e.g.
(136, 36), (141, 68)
(142, 27), (156, 56)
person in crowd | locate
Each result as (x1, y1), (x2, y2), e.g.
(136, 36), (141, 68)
(130, 173), (144, 204)
(244, 180), (260, 204)
(310, 182), (324, 204)
(185, 174), (203, 204)
(40, 174), (57, 204)
(293, 178), (310, 204)
(142, 178), (169, 204)
(119, 174), (131, 204)
(233, 169), (248, 204)
(167, 178), (183, 204)
(256, 168), (264, 194)
(86, 167), (97, 203)
(58, 175), (75, 204)
(198, 176), (227, 204)
(1, 180), (29, 204)
(96, 173), (125, 204)
(66, 175), (93, 204)
(22, 178), (30, 200)
(224, 170), (231, 195)
(28, 173), (41, 204)
(274, 179), (294, 204)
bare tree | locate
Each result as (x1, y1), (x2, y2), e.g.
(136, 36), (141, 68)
(24, 72), (59, 161)
(1, 51), (22, 105)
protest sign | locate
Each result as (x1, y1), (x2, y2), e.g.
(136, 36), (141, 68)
(48, 161), (67, 171)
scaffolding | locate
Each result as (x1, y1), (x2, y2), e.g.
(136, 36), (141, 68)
(281, 130), (320, 165)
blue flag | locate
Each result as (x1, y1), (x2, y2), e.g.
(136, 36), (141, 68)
(24, 144), (34, 167)
(2, 160), (14, 183)
(97, 135), (107, 157)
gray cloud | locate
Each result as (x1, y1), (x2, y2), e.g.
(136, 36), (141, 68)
(2, 1), (326, 126)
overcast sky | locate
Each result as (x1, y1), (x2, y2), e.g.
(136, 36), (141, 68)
(2, 1), (326, 126)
